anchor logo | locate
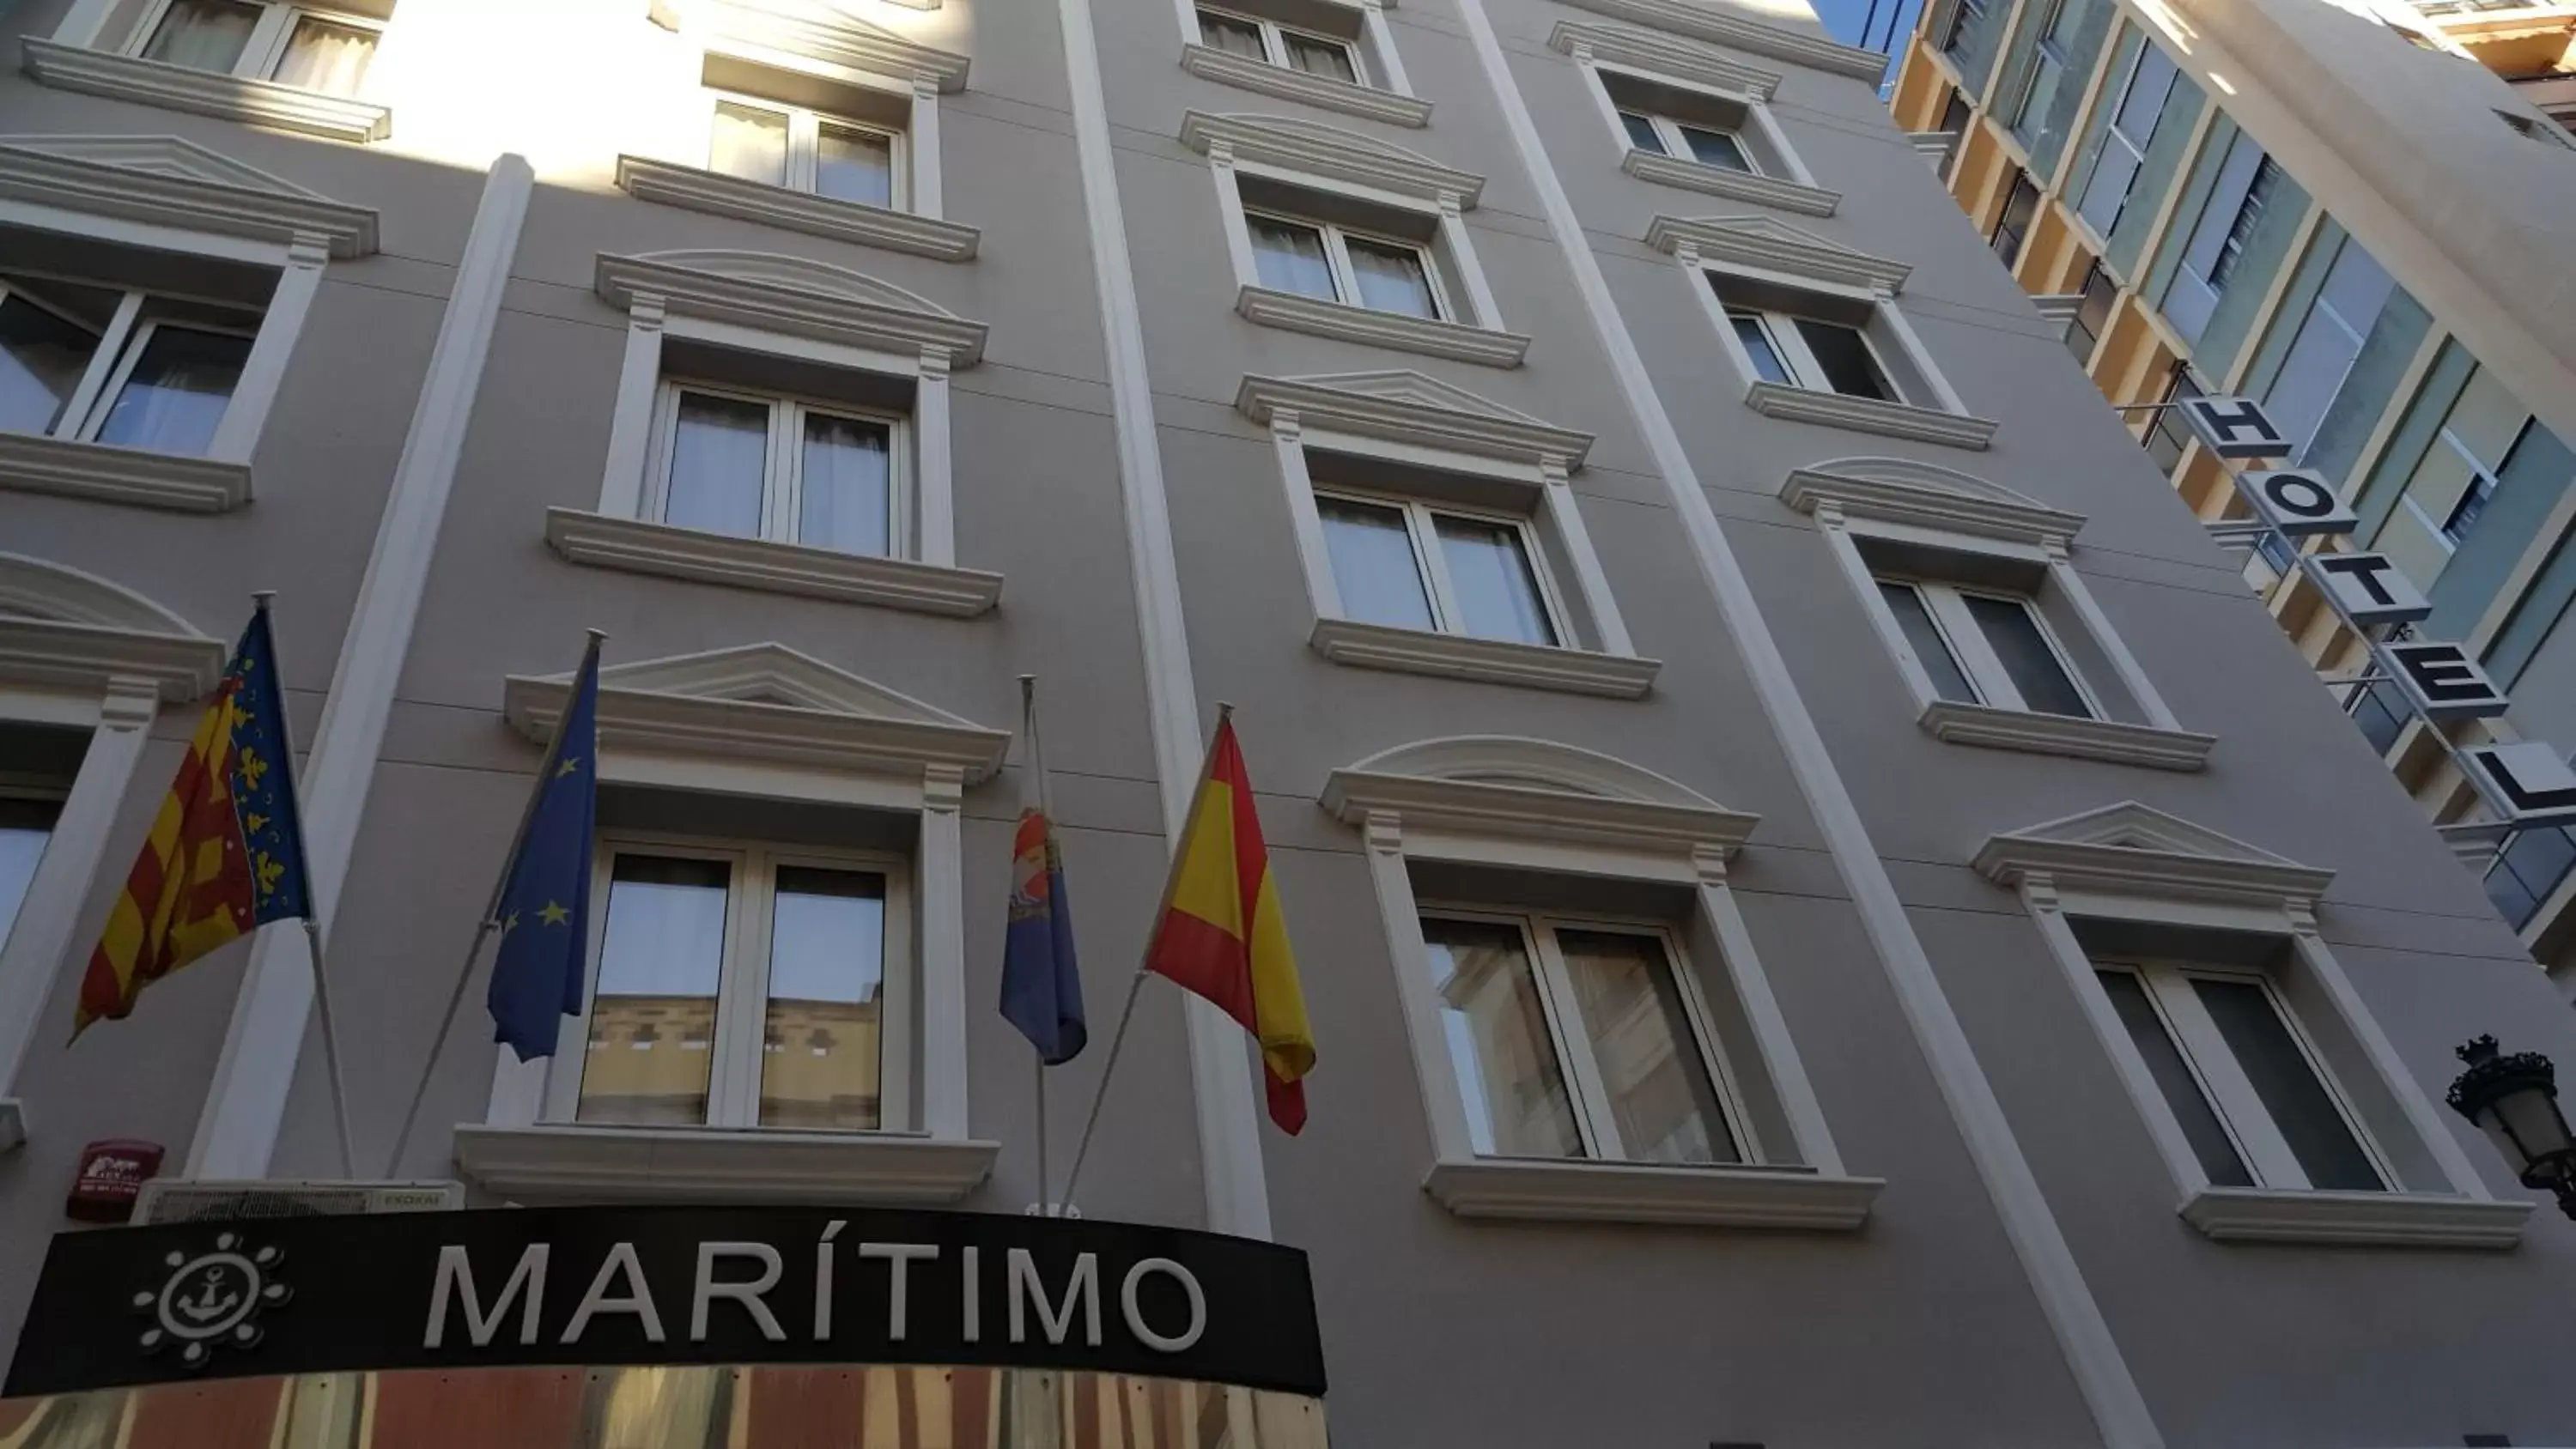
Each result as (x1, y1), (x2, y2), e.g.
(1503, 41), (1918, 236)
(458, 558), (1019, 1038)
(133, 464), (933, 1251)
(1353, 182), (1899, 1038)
(131, 1232), (290, 1368)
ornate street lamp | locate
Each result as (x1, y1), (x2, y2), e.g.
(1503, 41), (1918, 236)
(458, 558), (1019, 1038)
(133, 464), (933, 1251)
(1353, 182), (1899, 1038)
(2447, 1036), (2576, 1220)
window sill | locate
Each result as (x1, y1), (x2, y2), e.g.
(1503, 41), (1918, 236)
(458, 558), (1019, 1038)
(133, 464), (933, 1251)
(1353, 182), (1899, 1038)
(1919, 700), (2215, 772)
(1236, 286), (1531, 368)
(1310, 616), (1658, 697)
(1178, 44), (1432, 128)
(546, 507), (1002, 617)
(452, 1124), (1000, 1205)
(21, 39), (392, 144)
(2180, 1185), (2530, 1249)
(615, 156), (981, 262)
(1745, 382), (1998, 451)
(0, 431), (250, 512)
(1425, 1156), (1881, 1228)
(1620, 150), (1838, 217)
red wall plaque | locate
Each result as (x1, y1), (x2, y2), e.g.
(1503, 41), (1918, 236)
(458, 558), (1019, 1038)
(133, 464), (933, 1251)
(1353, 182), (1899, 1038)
(66, 1139), (163, 1223)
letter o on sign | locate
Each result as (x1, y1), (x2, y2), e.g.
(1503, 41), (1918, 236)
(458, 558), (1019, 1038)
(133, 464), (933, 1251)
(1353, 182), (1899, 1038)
(1120, 1258), (1206, 1352)
(2241, 469), (2357, 537)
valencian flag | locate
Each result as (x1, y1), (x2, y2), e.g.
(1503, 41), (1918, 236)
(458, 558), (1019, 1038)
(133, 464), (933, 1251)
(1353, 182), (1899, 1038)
(1000, 809), (1087, 1064)
(78, 604), (313, 1031)
(487, 636), (603, 1061)
(1144, 712), (1315, 1132)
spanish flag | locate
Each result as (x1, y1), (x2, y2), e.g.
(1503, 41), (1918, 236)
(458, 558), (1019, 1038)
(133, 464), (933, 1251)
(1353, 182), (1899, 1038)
(78, 603), (313, 1033)
(1145, 712), (1315, 1133)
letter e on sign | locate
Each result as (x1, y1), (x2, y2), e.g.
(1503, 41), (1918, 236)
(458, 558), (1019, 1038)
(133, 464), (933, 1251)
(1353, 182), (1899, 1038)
(2302, 552), (2430, 625)
(2239, 470), (2357, 537)
(2181, 395), (2293, 461)
(2470, 742), (2576, 826)
(2388, 641), (2509, 720)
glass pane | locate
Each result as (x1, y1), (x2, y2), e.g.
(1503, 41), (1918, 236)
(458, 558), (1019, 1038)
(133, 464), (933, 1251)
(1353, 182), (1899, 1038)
(1197, 9), (1269, 59)
(1282, 32), (1358, 82)
(761, 866), (887, 1131)
(1962, 594), (2093, 718)
(2191, 977), (2384, 1191)
(797, 411), (891, 556)
(1433, 513), (1556, 646)
(580, 855), (730, 1127)
(1342, 237), (1437, 318)
(1317, 496), (1435, 631)
(663, 391), (769, 538)
(269, 17), (375, 96)
(815, 124), (894, 207)
(709, 101), (790, 188)
(1554, 930), (1736, 1165)
(1619, 111), (1663, 152)
(94, 325), (249, 456)
(1794, 318), (1896, 401)
(1678, 125), (1751, 172)
(140, 0), (260, 73)
(2097, 970), (2253, 1187)
(1419, 918), (1583, 1159)
(1248, 216), (1337, 300)
(1877, 580), (1978, 703)
(0, 797), (60, 956)
(1728, 310), (1793, 385)
(2114, 42), (2178, 142)
(0, 288), (108, 435)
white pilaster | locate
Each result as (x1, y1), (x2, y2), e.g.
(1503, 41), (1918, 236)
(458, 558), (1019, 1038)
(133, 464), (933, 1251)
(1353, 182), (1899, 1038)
(1692, 846), (1841, 1173)
(209, 233), (327, 466)
(909, 75), (945, 221)
(188, 155), (536, 1180)
(596, 295), (667, 518)
(2046, 548), (2183, 731)
(1537, 455), (1632, 656)
(915, 345), (957, 567)
(1269, 412), (1341, 620)
(1359, 0), (1414, 95)
(918, 765), (969, 1140)
(1207, 144), (1261, 292)
(1358, 813), (1474, 1160)
(1437, 193), (1503, 330)
(1571, 45), (1631, 155)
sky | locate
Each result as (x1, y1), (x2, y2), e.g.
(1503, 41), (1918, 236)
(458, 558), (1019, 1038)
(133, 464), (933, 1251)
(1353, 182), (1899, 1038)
(1807, 0), (1925, 82)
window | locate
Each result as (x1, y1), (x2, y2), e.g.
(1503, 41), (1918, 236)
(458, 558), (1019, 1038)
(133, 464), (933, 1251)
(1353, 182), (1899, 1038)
(2095, 961), (2389, 1192)
(562, 840), (912, 1132)
(1937, 90), (1973, 180)
(1196, 5), (1362, 85)
(1246, 210), (1447, 320)
(1619, 109), (1756, 172)
(0, 271), (258, 458)
(1726, 306), (1900, 403)
(2167, 136), (2276, 340)
(2397, 412), (2523, 561)
(1316, 490), (1562, 646)
(645, 380), (903, 557)
(129, 0), (379, 96)
(2204, 156), (2279, 291)
(2438, 453), (2499, 545)
(1875, 577), (2096, 717)
(707, 94), (899, 209)
(2010, 0), (2079, 148)
(0, 796), (58, 957)
(2067, 258), (2116, 362)
(2075, 38), (2178, 235)
(1943, 0), (1990, 59)
(2262, 239), (2393, 462)
(2487, 820), (2576, 931)
(1418, 912), (1742, 1166)
(1991, 169), (2040, 270)
(2143, 364), (2200, 474)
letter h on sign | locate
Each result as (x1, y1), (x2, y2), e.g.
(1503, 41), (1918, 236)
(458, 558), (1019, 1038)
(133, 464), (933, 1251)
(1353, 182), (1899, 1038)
(2182, 395), (2293, 461)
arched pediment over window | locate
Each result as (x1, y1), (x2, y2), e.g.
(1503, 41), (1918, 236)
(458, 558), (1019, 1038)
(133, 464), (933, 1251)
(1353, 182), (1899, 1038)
(0, 554), (223, 700)
(1321, 735), (1756, 857)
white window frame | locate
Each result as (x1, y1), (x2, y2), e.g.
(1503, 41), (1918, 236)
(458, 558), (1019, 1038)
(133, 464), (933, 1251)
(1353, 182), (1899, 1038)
(1172, 0), (1425, 124)
(1194, 3), (1366, 84)
(1415, 906), (1753, 1165)
(1726, 304), (1906, 404)
(1311, 484), (1573, 646)
(543, 834), (918, 1134)
(1873, 573), (2105, 719)
(124, 0), (384, 90)
(2397, 423), (2508, 556)
(2095, 958), (2394, 1193)
(1555, 38), (1833, 215)
(1241, 206), (1455, 323)
(2075, 34), (2176, 238)
(1620, 109), (1758, 173)
(704, 88), (908, 209)
(0, 276), (267, 449)
(643, 377), (911, 557)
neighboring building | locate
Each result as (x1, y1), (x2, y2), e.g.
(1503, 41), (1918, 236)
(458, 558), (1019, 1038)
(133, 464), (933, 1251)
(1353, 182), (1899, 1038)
(2409, 0), (2576, 128)
(6, 0), (2576, 1443)
(1891, 0), (2576, 980)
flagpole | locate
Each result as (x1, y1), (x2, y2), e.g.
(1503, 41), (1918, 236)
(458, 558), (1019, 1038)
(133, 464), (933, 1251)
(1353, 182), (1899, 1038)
(258, 592), (357, 1180)
(383, 629), (605, 1179)
(1020, 674), (1051, 1216)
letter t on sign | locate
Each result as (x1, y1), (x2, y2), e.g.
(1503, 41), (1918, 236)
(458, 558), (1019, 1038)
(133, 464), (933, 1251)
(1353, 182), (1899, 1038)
(2303, 552), (2430, 625)
(2182, 395), (2293, 461)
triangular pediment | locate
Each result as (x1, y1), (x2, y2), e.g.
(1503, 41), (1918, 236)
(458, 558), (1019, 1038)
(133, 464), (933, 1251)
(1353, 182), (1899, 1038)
(1546, 21), (1783, 100)
(504, 644), (1009, 784)
(1181, 112), (1486, 206)
(1975, 802), (2335, 906)
(0, 553), (224, 701)
(1645, 214), (1910, 294)
(1782, 456), (2086, 545)
(596, 251), (987, 364)
(627, 250), (957, 318)
(652, 0), (968, 88)
(1321, 735), (1757, 858)
(0, 135), (378, 257)
(1237, 372), (1595, 468)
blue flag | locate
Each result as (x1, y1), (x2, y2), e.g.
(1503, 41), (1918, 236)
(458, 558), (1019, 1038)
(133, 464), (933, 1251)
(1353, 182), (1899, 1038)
(1000, 809), (1086, 1064)
(487, 640), (601, 1062)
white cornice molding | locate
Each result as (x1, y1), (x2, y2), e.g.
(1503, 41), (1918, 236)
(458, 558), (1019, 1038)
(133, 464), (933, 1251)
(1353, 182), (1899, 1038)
(503, 641), (1011, 783)
(1547, 20), (1783, 98)
(2031, 292), (2084, 325)
(0, 553), (224, 701)
(1782, 456), (2085, 545)
(1182, 110), (1485, 205)
(1552, 0), (1890, 80)
(1908, 130), (1958, 171)
(1424, 1157), (1881, 1228)
(2179, 1185), (2529, 1248)
(546, 507), (1000, 616)
(648, 0), (969, 88)
(1921, 700), (2216, 772)
(614, 156), (978, 261)
(1321, 734), (1754, 852)
(0, 136), (378, 257)
(1746, 383), (1999, 450)
(1236, 370), (1594, 467)
(1237, 286), (1530, 367)
(453, 1124), (999, 1204)
(1621, 149), (1839, 215)
(0, 433), (251, 512)
(596, 250), (987, 365)
(1647, 213), (1910, 293)
(21, 39), (392, 145)
(1180, 44), (1434, 127)
(1309, 617), (1656, 696)
(1974, 801), (2336, 906)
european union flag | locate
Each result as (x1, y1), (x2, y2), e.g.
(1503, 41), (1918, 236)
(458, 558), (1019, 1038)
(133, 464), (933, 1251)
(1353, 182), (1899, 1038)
(487, 637), (602, 1061)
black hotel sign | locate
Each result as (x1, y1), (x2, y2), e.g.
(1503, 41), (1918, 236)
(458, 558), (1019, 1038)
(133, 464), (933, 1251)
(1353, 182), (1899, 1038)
(4, 1205), (1327, 1399)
